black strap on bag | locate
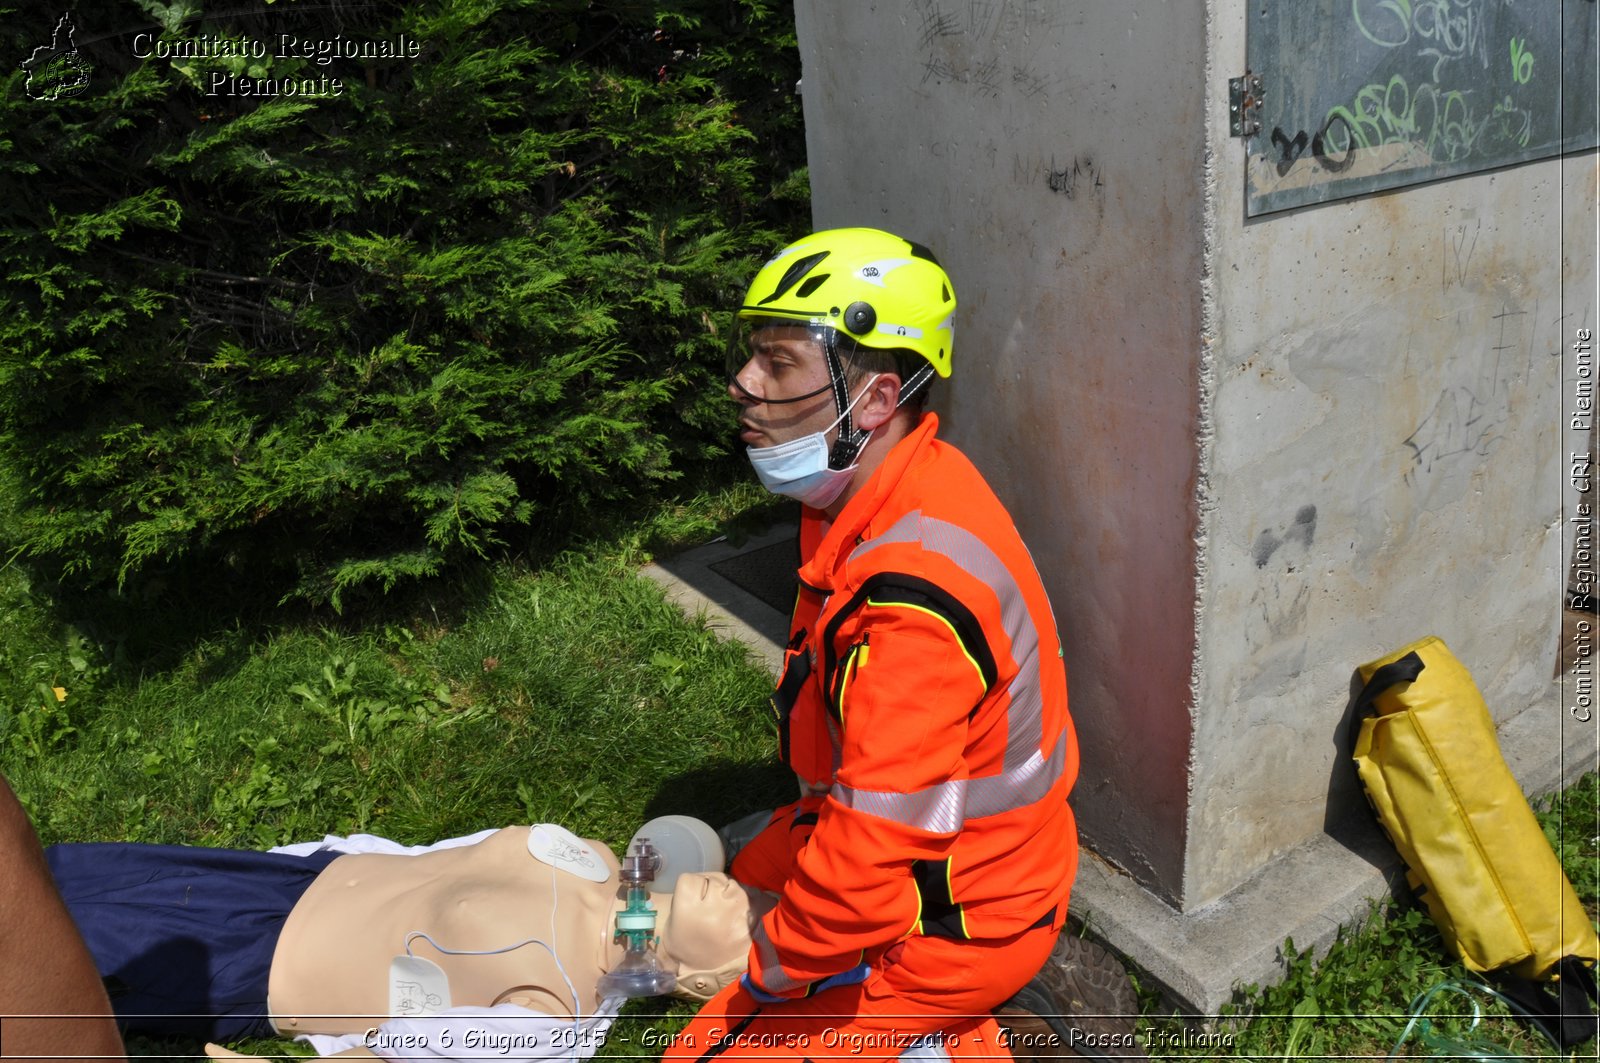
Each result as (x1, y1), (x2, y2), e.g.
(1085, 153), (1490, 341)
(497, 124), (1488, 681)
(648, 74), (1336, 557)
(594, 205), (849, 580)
(1489, 956), (1600, 1049)
(1346, 650), (1426, 756)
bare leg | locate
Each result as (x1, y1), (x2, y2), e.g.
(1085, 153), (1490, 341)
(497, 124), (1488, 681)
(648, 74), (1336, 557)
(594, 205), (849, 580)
(0, 775), (127, 1062)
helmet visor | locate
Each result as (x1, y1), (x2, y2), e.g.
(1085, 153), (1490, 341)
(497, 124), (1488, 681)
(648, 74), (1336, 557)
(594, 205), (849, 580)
(726, 316), (837, 406)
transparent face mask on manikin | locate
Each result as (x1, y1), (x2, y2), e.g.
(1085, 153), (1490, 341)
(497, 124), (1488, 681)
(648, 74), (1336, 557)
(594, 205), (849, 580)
(745, 374), (879, 509)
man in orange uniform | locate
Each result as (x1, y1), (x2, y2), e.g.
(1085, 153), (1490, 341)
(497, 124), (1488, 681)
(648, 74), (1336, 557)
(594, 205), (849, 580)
(666, 228), (1079, 1062)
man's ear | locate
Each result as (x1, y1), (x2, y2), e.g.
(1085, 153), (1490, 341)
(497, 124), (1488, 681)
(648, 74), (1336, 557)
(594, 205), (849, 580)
(853, 373), (903, 432)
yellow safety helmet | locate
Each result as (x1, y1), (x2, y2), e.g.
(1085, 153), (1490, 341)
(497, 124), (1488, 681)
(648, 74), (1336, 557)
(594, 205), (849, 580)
(727, 228), (956, 471)
(733, 227), (957, 380)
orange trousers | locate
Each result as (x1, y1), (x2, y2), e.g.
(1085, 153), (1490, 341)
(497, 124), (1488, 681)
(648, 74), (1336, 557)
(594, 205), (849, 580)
(663, 922), (1059, 1062)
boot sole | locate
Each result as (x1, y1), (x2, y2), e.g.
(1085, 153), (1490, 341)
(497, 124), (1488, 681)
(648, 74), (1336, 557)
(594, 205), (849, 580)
(995, 934), (1144, 1060)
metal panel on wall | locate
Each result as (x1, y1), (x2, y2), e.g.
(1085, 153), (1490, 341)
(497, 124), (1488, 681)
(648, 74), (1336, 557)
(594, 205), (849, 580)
(1243, 0), (1598, 216)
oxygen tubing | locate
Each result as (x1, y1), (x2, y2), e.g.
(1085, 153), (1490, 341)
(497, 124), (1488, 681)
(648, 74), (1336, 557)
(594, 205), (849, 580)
(1388, 979), (1562, 1059)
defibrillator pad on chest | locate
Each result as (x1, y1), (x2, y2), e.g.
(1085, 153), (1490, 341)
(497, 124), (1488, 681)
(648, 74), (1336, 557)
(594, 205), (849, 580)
(527, 824), (611, 882)
(388, 954), (451, 1016)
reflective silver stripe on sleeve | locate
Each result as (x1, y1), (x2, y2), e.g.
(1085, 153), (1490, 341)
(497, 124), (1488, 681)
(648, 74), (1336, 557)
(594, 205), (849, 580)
(832, 777), (967, 834)
(830, 728), (1066, 829)
(749, 919), (805, 995)
(965, 727), (1068, 819)
(849, 511), (1048, 771)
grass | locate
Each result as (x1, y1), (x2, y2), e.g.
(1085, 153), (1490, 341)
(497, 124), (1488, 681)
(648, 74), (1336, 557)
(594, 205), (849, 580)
(4, 551), (791, 850)
(1138, 906), (1560, 1060)
(1137, 774), (1599, 1060)
(3, 481), (1596, 1060)
(1, 480), (793, 846)
(2, 482), (792, 1060)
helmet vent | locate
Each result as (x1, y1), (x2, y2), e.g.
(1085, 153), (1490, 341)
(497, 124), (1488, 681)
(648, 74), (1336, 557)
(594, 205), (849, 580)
(942, 283), (951, 303)
(795, 274), (830, 298)
(757, 250), (831, 305)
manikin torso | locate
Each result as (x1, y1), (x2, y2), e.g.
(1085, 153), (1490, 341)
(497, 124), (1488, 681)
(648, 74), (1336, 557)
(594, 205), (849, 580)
(268, 828), (624, 1035)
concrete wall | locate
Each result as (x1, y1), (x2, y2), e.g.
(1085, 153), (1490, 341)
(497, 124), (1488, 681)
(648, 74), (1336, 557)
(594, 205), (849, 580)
(1191, 0), (1592, 908)
(795, 0), (1209, 903)
(795, 0), (1595, 913)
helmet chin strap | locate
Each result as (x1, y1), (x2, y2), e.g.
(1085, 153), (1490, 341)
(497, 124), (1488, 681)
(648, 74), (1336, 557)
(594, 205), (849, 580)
(897, 362), (935, 409)
(824, 331), (876, 470)
(824, 339), (938, 470)
(728, 374), (832, 406)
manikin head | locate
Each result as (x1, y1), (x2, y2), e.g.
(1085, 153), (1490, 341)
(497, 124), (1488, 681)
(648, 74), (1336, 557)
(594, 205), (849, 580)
(652, 872), (776, 1002)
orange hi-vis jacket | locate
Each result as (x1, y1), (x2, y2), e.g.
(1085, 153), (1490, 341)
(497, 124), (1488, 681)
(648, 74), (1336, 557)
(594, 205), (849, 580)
(745, 413), (1079, 998)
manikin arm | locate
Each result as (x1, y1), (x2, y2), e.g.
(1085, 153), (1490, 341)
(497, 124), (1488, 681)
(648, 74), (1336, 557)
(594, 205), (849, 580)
(0, 775), (128, 1063)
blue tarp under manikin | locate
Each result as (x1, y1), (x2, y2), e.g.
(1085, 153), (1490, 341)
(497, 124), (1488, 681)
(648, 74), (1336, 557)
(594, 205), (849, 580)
(47, 841), (342, 1040)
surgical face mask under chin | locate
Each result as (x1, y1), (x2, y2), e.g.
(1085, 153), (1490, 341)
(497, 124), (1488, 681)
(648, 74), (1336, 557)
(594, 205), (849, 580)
(746, 376), (879, 509)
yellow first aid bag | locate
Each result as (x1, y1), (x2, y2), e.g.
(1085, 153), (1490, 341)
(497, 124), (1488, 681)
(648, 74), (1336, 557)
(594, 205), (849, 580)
(1350, 633), (1600, 1043)
(1351, 636), (1598, 981)
(1351, 636), (1599, 1047)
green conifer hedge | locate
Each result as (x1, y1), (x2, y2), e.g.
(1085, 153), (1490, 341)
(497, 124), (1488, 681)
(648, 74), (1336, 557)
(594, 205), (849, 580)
(0, 0), (806, 608)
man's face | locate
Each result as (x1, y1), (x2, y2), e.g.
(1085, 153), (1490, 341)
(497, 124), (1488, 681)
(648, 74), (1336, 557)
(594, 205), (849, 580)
(728, 324), (838, 449)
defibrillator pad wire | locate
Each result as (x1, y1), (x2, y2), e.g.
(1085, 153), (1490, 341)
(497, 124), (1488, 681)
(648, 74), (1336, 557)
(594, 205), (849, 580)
(401, 858), (588, 1049)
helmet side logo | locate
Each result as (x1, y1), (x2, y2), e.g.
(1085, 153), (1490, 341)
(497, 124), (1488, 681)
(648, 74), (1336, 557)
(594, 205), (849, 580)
(855, 259), (913, 288)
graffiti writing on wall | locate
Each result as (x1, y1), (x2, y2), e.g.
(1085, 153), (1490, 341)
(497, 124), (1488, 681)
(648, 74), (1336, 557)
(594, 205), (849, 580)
(1245, 0), (1594, 214)
(911, 0), (1068, 100)
(1441, 220), (1480, 290)
(1239, 506), (1318, 691)
(1352, 0), (1494, 80)
(913, 0), (1067, 43)
(908, 0), (1104, 218)
(1401, 305), (1534, 487)
(1270, 116), (1358, 176)
(1044, 156), (1101, 198)
(1272, 1), (1535, 179)
(1319, 72), (1533, 165)
(1402, 385), (1505, 484)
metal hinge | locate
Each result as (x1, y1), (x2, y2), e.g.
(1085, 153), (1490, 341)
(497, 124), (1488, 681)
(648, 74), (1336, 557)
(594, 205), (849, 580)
(1229, 72), (1264, 138)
